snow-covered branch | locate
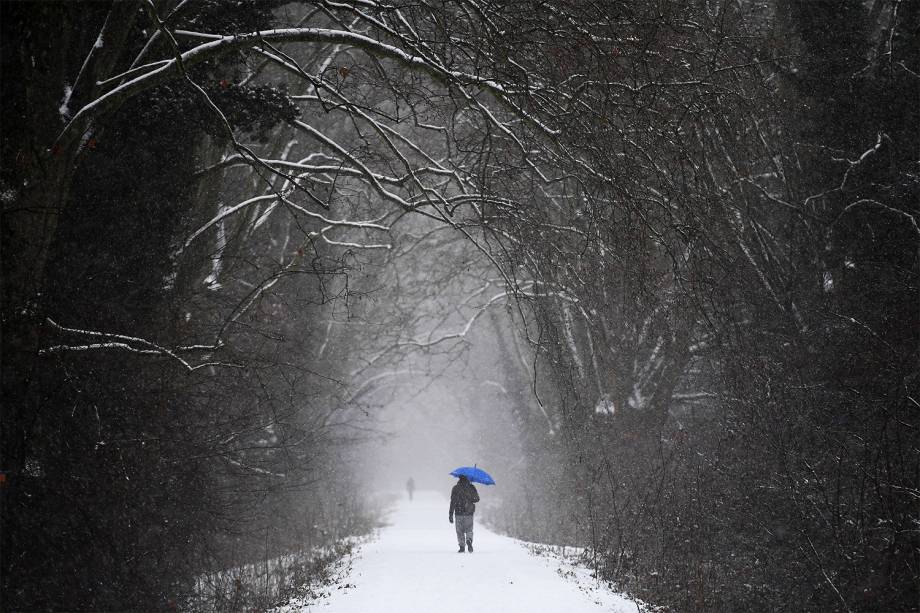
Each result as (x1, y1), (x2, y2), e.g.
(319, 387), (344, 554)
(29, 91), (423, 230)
(40, 318), (236, 372)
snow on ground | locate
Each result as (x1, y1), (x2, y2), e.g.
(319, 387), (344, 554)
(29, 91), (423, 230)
(275, 490), (641, 613)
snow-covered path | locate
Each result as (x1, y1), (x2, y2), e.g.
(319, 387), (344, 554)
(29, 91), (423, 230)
(286, 490), (639, 612)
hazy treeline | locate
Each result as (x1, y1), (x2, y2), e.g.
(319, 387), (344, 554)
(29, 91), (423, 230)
(1, 1), (917, 612)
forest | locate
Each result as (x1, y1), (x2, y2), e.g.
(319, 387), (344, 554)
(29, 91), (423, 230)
(1, 1), (918, 611)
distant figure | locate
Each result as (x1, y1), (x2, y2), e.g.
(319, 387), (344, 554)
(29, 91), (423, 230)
(406, 477), (415, 501)
(448, 475), (480, 553)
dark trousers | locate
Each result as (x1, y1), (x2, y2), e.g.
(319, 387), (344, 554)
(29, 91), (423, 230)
(454, 514), (474, 546)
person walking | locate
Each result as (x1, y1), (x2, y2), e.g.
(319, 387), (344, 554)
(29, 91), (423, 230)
(406, 476), (415, 501)
(448, 475), (479, 552)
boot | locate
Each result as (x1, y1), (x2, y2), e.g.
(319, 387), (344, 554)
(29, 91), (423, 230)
(457, 545), (465, 553)
(466, 538), (473, 553)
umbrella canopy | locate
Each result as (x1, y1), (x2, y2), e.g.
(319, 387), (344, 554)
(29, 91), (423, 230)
(450, 465), (495, 485)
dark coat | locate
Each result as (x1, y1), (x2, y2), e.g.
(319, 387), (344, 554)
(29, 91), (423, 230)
(449, 479), (480, 518)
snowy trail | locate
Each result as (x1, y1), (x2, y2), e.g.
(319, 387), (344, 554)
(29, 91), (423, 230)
(285, 490), (639, 612)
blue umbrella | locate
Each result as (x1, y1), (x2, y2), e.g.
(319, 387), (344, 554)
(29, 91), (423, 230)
(450, 465), (495, 485)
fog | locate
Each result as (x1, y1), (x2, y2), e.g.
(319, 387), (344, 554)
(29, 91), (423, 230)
(358, 334), (525, 505)
(362, 358), (517, 495)
(365, 384), (481, 493)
